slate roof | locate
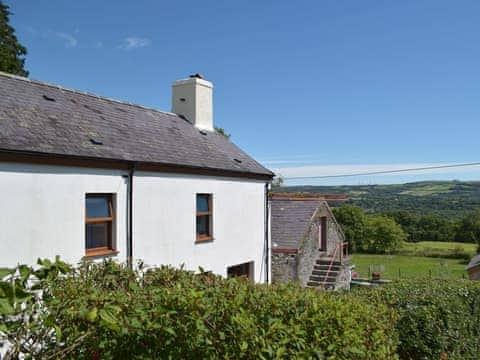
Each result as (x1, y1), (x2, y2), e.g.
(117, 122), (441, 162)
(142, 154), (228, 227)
(467, 254), (480, 270)
(271, 198), (326, 250)
(0, 72), (273, 179)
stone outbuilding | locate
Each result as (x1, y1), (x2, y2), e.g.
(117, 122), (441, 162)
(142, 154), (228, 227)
(467, 254), (480, 280)
(270, 195), (350, 289)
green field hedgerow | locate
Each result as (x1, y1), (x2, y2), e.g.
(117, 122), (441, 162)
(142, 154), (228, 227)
(0, 259), (398, 359)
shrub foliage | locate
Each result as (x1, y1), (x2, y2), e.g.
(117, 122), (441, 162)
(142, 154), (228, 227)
(2, 259), (480, 359)
(357, 279), (480, 360)
(1, 259), (398, 359)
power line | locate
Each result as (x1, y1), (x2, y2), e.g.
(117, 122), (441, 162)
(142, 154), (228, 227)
(284, 162), (480, 180)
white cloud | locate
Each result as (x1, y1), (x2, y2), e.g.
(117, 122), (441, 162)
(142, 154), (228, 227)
(119, 37), (151, 50)
(26, 28), (78, 48)
(51, 31), (78, 48)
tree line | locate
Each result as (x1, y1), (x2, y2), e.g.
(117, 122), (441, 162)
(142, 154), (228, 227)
(333, 205), (480, 254)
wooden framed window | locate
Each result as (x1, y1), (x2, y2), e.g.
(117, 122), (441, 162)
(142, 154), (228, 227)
(196, 194), (213, 242)
(85, 194), (116, 257)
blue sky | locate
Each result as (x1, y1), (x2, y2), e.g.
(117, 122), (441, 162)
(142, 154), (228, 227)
(7, 0), (480, 185)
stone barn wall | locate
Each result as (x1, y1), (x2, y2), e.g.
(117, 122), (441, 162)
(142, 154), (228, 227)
(297, 205), (346, 287)
(297, 221), (320, 287)
(271, 252), (297, 284)
(270, 201), (347, 287)
(468, 265), (480, 280)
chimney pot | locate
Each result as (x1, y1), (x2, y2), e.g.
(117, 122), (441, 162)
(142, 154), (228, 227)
(189, 73), (204, 79)
(172, 75), (213, 131)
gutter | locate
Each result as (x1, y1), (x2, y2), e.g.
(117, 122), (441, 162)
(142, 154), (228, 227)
(0, 149), (274, 181)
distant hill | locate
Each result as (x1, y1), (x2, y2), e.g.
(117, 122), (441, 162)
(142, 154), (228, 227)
(280, 181), (480, 219)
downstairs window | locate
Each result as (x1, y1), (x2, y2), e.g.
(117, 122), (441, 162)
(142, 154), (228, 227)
(85, 194), (116, 256)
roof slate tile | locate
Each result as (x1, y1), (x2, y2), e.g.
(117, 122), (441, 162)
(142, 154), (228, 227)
(0, 73), (273, 178)
(271, 198), (326, 250)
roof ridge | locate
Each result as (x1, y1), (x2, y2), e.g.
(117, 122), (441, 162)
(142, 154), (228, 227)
(0, 71), (178, 117)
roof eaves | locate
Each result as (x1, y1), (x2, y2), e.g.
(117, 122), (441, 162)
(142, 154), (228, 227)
(0, 148), (274, 180)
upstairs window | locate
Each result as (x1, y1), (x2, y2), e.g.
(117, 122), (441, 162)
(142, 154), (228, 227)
(196, 194), (213, 242)
(85, 194), (115, 256)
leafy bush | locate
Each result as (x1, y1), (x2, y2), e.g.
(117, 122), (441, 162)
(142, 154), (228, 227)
(1, 259), (399, 359)
(357, 279), (480, 360)
(332, 205), (367, 253)
(363, 216), (406, 254)
(3, 259), (480, 359)
(334, 206), (406, 254)
(0, 257), (71, 358)
(455, 209), (480, 243)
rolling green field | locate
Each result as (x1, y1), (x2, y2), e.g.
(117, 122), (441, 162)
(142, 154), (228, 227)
(397, 241), (476, 257)
(352, 253), (469, 279)
(401, 241), (476, 251)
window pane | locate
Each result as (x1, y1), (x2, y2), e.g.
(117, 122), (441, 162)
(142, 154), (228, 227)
(196, 195), (210, 212)
(86, 223), (109, 249)
(86, 197), (110, 218)
(197, 215), (210, 236)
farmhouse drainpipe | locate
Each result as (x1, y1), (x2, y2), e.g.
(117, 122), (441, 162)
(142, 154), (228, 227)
(265, 182), (270, 283)
(127, 163), (135, 267)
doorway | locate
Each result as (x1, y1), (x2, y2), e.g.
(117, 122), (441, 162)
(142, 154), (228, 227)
(319, 216), (327, 251)
(227, 261), (254, 280)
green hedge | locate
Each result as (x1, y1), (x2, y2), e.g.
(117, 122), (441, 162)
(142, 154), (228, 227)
(1, 259), (397, 359)
(356, 279), (480, 359)
(3, 259), (480, 359)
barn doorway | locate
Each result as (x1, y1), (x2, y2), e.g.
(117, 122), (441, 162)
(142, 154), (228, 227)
(227, 261), (254, 280)
(319, 216), (327, 251)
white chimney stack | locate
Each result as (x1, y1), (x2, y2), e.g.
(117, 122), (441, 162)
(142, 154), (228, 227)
(172, 74), (213, 131)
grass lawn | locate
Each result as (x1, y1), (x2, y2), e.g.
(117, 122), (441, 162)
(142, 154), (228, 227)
(352, 254), (469, 280)
(401, 241), (476, 253)
(396, 241), (476, 259)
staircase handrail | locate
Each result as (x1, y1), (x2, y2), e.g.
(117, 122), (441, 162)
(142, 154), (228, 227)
(322, 241), (349, 288)
(322, 243), (339, 288)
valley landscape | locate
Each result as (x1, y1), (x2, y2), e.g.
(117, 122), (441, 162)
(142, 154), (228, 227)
(283, 180), (480, 218)
(281, 180), (480, 279)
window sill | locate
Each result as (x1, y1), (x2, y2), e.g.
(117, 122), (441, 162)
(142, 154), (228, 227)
(196, 236), (214, 244)
(83, 249), (119, 259)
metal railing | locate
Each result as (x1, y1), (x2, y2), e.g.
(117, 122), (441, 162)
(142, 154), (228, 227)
(322, 241), (349, 288)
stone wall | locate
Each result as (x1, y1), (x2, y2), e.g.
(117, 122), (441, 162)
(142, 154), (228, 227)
(326, 216), (342, 257)
(297, 221), (320, 287)
(468, 266), (480, 280)
(271, 252), (297, 284)
(335, 265), (352, 290)
(271, 202), (348, 288)
(297, 205), (346, 287)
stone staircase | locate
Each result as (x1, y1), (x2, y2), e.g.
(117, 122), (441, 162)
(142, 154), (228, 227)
(307, 258), (343, 290)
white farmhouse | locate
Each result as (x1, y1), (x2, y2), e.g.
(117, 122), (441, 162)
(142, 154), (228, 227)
(0, 72), (273, 282)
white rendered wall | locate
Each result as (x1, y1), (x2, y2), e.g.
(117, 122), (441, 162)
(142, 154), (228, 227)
(133, 172), (268, 282)
(0, 163), (269, 283)
(0, 162), (128, 267)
